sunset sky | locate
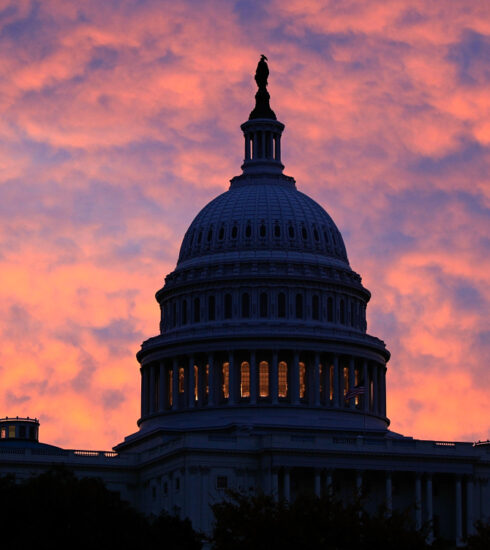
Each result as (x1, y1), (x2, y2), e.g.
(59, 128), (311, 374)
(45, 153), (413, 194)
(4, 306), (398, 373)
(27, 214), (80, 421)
(0, 0), (489, 450)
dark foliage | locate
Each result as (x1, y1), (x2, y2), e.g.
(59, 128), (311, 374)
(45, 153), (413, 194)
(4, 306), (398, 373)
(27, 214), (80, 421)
(0, 467), (202, 550)
(211, 491), (430, 550)
(466, 521), (490, 550)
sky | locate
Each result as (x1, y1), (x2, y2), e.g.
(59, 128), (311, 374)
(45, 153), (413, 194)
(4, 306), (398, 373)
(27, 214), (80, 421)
(0, 0), (489, 450)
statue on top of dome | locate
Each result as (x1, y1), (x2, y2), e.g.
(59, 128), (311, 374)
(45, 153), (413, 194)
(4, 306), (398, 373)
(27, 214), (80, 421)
(249, 54), (277, 120)
(255, 54), (269, 89)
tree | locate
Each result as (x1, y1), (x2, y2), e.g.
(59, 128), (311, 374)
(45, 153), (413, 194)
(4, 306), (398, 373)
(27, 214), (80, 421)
(211, 491), (430, 550)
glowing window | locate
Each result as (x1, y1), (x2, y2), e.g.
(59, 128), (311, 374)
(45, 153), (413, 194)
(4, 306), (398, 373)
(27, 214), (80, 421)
(299, 361), (306, 399)
(278, 293), (286, 318)
(179, 367), (185, 393)
(168, 369), (173, 407)
(355, 368), (360, 405)
(259, 361), (269, 397)
(222, 362), (229, 399)
(9, 426), (15, 438)
(319, 363), (324, 399)
(0, 428), (6, 439)
(278, 361), (288, 398)
(260, 292), (268, 317)
(343, 366), (349, 397)
(194, 365), (198, 401)
(240, 361), (250, 398)
(205, 364), (209, 396)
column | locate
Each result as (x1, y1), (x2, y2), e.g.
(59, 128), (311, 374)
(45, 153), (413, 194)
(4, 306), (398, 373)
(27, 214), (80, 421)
(291, 351), (300, 405)
(372, 364), (378, 414)
(386, 471), (393, 516)
(426, 475), (433, 543)
(284, 469), (290, 501)
(188, 356), (195, 408)
(326, 470), (333, 499)
(272, 470), (279, 501)
(208, 354), (215, 406)
(455, 477), (463, 546)
(252, 133), (258, 160)
(467, 476), (475, 537)
(228, 351), (237, 405)
(333, 355), (340, 407)
(349, 357), (355, 410)
(158, 361), (166, 412)
(275, 134), (281, 161)
(313, 353), (321, 407)
(244, 134), (250, 160)
(148, 364), (156, 414)
(250, 351), (257, 404)
(314, 469), (321, 497)
(380, 367), (386, 416)
(363, 360), (369, 413)
(198, 360), (205, 407)
(141, 367), (148, 417)
(267, 131), (273, 159)
(260, 130), (266, 158)
(356, 470), (363, 497)
(415, 474), (422, 530)
(172, 359), (179, 411)
(271, 351), (279, 405)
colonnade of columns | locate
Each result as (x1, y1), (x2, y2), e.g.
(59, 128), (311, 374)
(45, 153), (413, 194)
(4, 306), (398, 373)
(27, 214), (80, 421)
(140, 350), (387, 419)
(271, 469), (476, 544)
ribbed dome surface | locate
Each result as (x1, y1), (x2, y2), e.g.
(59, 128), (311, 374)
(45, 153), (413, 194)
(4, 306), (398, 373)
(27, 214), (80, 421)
(177, 181), (349, 265)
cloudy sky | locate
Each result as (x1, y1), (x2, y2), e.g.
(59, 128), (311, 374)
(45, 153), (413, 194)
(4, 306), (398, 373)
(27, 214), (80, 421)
(0, 0), (488, 450)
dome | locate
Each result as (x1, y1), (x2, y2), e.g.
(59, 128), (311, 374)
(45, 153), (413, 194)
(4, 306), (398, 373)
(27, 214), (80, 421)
(177, 179), (349, 266)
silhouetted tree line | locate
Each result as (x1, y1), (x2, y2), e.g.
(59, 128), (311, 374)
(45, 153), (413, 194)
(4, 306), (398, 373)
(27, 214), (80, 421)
(1, 469), (488, 550)
(0, 467), (202, 550)
(211, 491), (490, 550)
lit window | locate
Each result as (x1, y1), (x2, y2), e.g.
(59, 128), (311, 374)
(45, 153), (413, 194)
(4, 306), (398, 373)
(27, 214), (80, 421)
(168, 369), (173, 406)
(205, 364), (209, 396)
(194, 365), (198, 401)
(278, 361), (288, 398)
(179, 367), (185, 393)
(222, 362), (230, 399)
(355, 368), (359, 405)
(0, 428), (5, 439)
(319, 363), (324, 400)
(299, 362), (306, 399)
(240, 361), (250, 398)
(343, 366), (349, 397)
(259, 361), (269, 397)
(9, 426), (15, 438)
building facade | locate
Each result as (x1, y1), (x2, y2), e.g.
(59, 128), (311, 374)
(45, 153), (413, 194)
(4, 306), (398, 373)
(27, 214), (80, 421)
(1, 60), (489, 545)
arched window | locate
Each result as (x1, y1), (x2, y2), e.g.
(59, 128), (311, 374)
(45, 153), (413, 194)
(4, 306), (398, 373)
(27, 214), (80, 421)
(207, 227), (213, 242)
(312, 295), (319, 320)
(182, 300), (188, 325)
(179, 367), (185, 393)
(278, 361), (288, 398)
(218, 224), (225, 241)
(224, 293), (232, 319)
(260, 223), (266, 237)
(274, 223), (281, 238)
(299, 361), (306, 399)
(278, 292), (286, 318)
(288, 225), (295, 239)
(295, 294), (303, 319)
(240, 361), (250, 398)
(313, 226), (319, 241)
(259, 361), (269, 397)
(329, 364), (334, 402)
(301, 224), (307, 240)
(222, 362), (229, 399)
(193, 299), (200, 323)
(327, 297), (333, 322)
(231, 225), (238, 239)
(340, 299), (345, 324)
(260, 292), (268, 318)
(319, 363), (324, 402)
(245, 223), (252, 238)
(197, 230), (202, 244)
(242, 293), (250, 318)
(343, 366), (349, 397)
(208, 295), (215, 321)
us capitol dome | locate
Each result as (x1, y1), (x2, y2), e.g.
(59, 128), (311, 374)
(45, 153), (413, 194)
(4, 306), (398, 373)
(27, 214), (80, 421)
(132, 55), (390, 438)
